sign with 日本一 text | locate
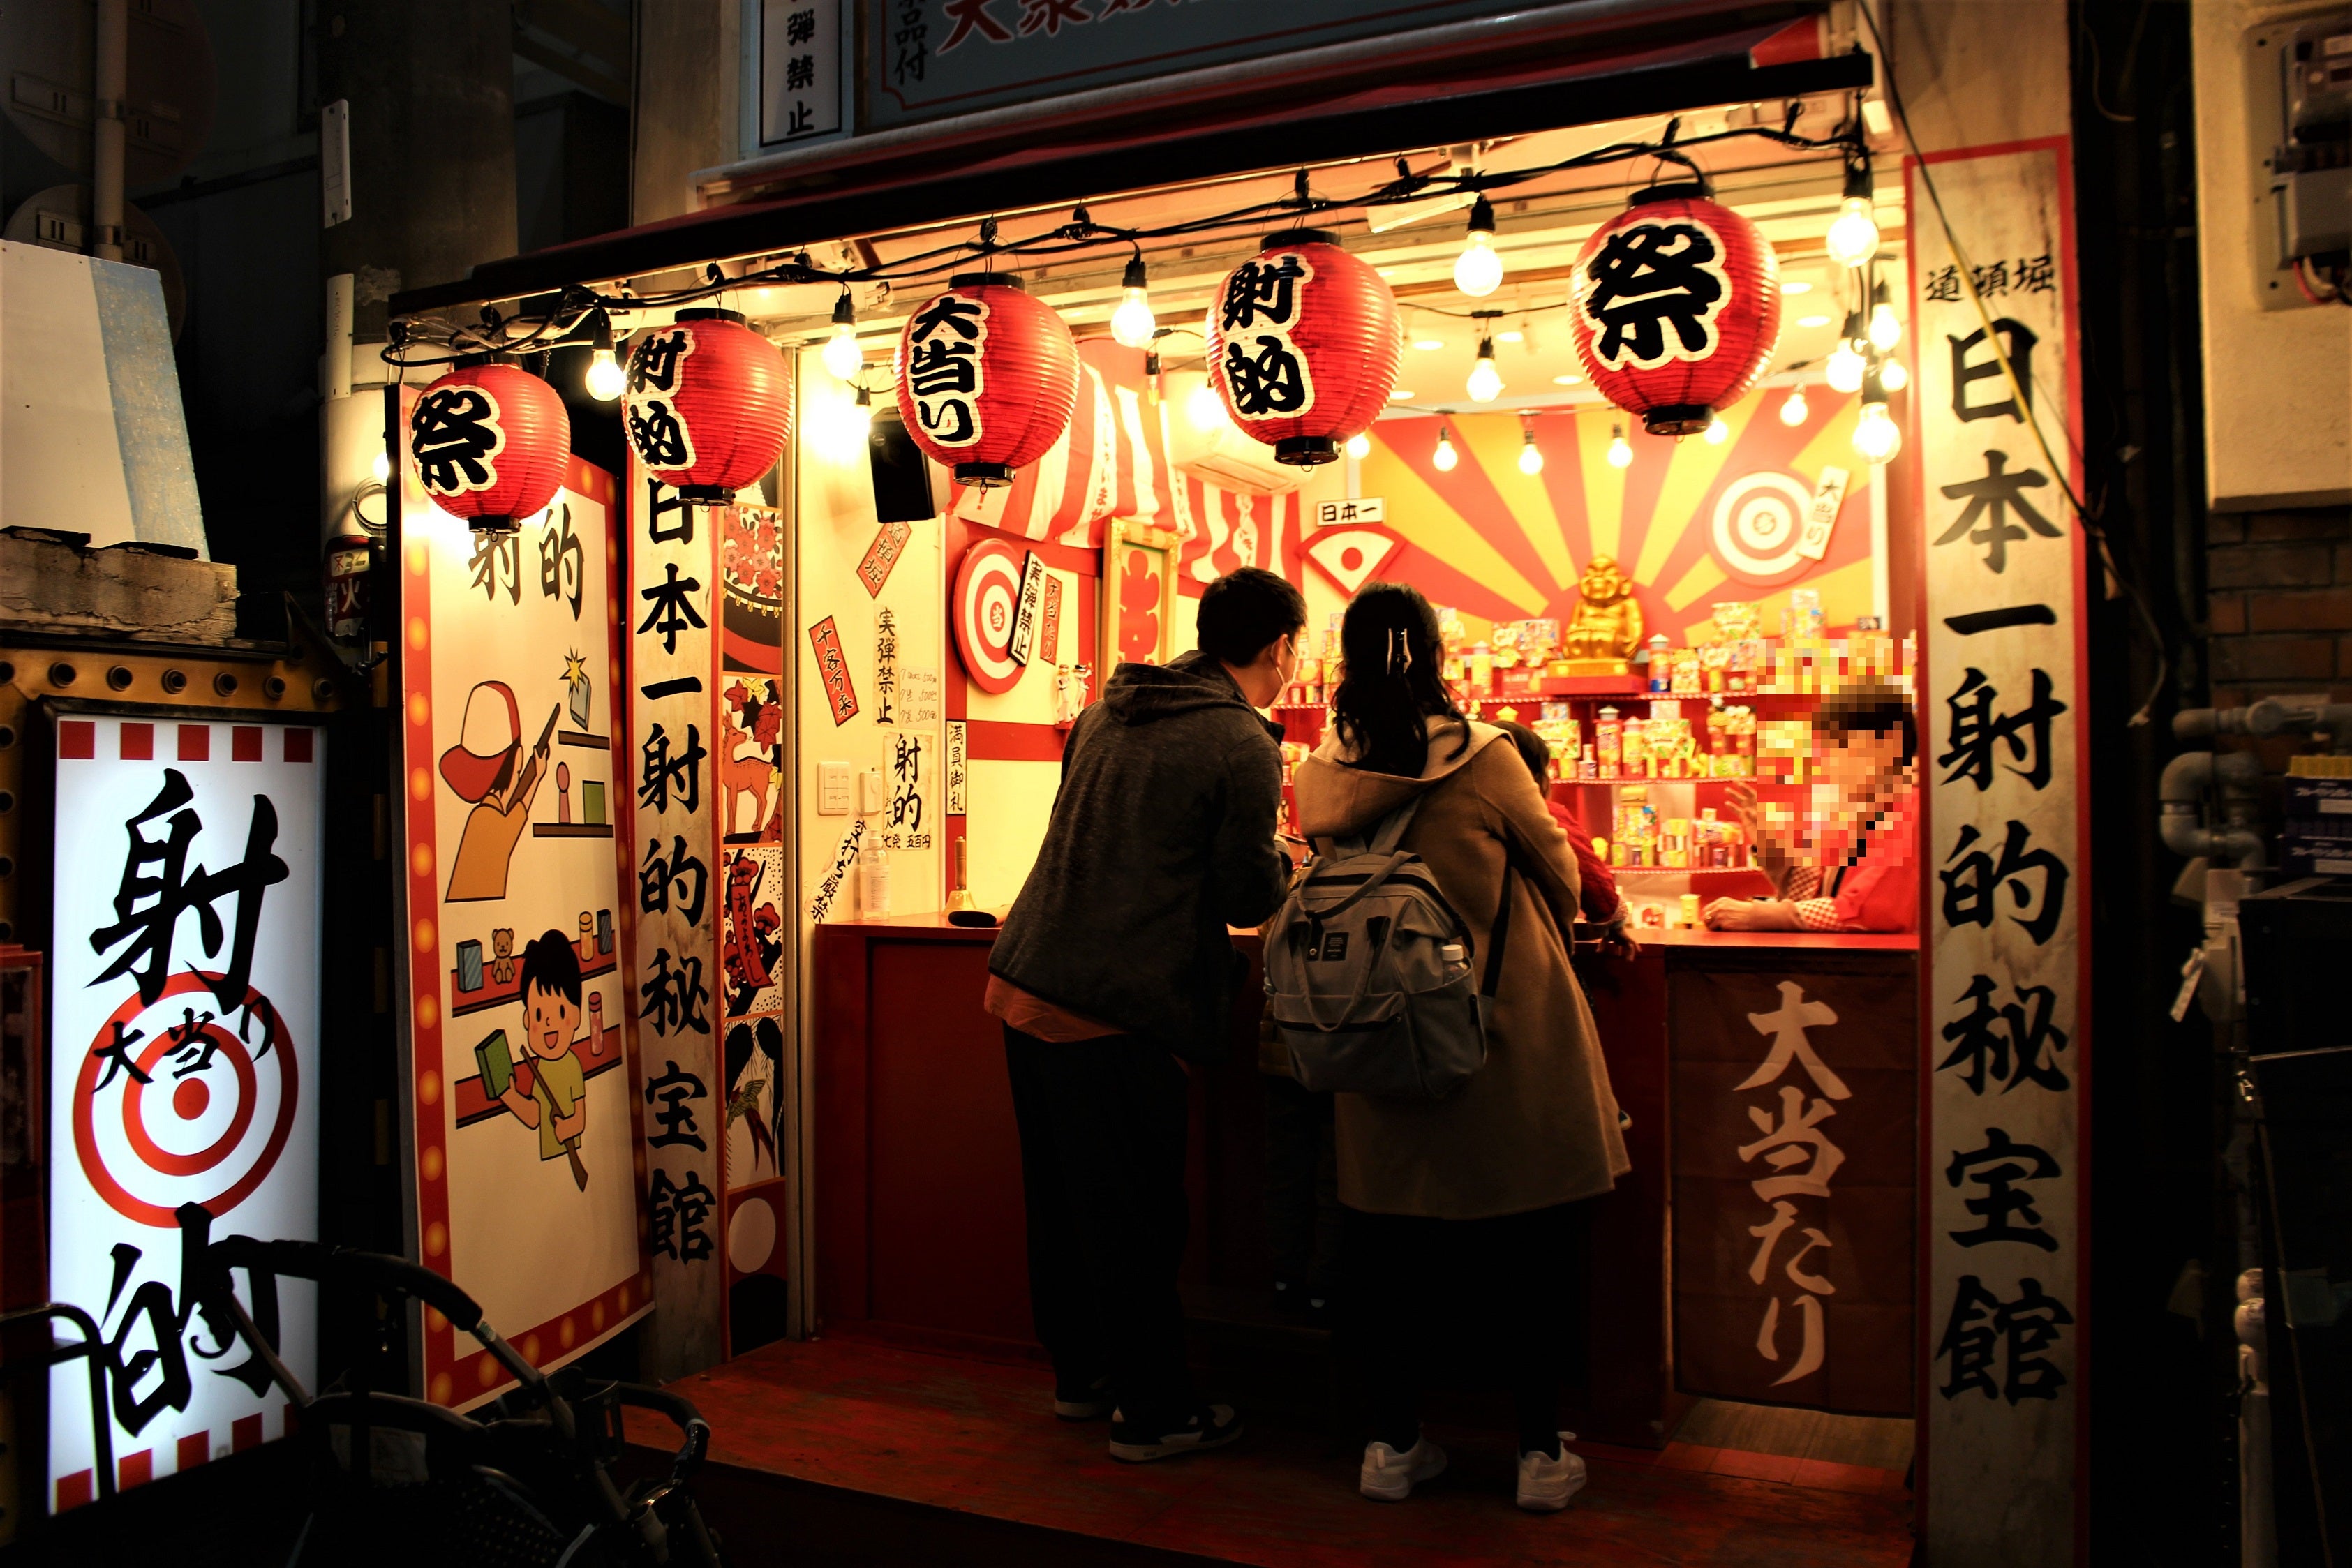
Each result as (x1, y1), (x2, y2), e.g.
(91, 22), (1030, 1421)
(1909, 138), (2087, 1567)
(45, 710), (325, 1512)
(628, 469), (729, 1380)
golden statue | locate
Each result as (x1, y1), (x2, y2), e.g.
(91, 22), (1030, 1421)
(1559, 555), (1644, 674)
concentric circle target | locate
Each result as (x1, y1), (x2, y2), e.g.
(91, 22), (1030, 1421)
(953, 539), (1027, 694)
(76, 970), (299, 1227)
(1710, 470), (1818, 584)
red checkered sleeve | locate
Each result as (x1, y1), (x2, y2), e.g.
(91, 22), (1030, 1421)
(1792, 897), (1843, 932)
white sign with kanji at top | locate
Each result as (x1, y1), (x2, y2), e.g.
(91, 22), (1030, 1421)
(1910, 138), (2087, 1567)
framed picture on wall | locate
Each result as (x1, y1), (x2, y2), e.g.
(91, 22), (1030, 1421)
(1101, 521), (1182, 671)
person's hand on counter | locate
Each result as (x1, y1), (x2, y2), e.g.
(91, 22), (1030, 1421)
(1702, 896), (1803, 932)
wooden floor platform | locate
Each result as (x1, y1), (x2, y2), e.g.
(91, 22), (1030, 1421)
(648, 1336), (1917, 1567)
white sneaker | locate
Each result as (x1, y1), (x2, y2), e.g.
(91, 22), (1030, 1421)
(1359, 1435), (1448, 1502)
(1516, 1432), (1588, 1512)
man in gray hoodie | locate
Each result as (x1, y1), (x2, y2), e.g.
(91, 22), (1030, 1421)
(987, 565), (1304, 1463)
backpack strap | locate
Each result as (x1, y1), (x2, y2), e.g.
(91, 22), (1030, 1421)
(1366, 796), (1424, 856)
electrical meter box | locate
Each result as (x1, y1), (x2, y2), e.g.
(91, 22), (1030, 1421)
(2273, 13), (2352, 264)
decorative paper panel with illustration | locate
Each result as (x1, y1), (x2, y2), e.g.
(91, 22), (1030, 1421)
(396, 426), (650, 1410)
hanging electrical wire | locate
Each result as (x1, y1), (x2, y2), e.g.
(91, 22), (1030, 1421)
(383, 117), (1870, 370)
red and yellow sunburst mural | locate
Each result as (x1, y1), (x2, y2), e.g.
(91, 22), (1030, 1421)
(1357, 393), (1880, 645)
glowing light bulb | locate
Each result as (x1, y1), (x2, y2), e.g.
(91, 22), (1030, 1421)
(1345, 431), (1371, 461)
(1880, 357), (1907, 391)
(1433, 427), (1459, 472)
(1703, 415), (1729, 445)
(371, 447), (391, 484)
(1466, 338), (1503, 403)
(821, 293), (863, 382)
(584, 310), (625, 401)
(1826, 198), (1880, 267)
(1852, 396), (1902, 464)
(1606, 425), (1632, 469)
(1517, 431), (1544, 475)
(1186, 381), (1230, 433)
(1826, 316), (1866, 394)
(1852, 401), (1901, 463)
(1454, 195), (1503, 297)
(1868, 301), (1901, 352)
(1110, 255), (1157, 350)
(1779, 387), (1810, 426)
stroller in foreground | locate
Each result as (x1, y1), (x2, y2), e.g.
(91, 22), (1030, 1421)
(188, 1227), (727, 1567)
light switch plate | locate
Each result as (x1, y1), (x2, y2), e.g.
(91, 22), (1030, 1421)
(817, 760), (851, 815)
(858, 768), (887, 815)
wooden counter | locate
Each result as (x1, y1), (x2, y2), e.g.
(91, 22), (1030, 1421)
(810, 913), (1916, 1444)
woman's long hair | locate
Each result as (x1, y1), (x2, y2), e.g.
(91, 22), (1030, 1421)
(1329, 581), (1470, 777)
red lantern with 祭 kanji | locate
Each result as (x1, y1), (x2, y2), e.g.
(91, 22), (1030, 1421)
(1203, 229), (1400, 467)
(408, 361), (571, 532)
(625, 308), (793, 502)
(1570, 182), (1780, 437)
(895, 274), (1080, 488)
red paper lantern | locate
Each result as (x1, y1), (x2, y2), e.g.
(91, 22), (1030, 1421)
(1570, 183), (1780, 438)
(625, 308), (792, 502)
(1203, 230), (1400, 467)
(408, 361), (570, 531)
(895, 274), (1080, 488)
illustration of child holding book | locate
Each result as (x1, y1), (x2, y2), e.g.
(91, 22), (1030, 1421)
(478, 931), (591, 1188)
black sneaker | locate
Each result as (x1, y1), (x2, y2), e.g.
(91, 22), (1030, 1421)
(1052, 1374), (1115, 1421)
(1107, 1403), (1245, 1463)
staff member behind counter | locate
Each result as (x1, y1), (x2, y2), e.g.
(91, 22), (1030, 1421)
(1703, 682), (1919, 934)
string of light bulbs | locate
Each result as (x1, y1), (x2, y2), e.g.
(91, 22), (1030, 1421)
(385, 113), (1870, 382)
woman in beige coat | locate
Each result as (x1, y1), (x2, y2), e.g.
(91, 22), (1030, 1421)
(1290, 583), (1629, 1514)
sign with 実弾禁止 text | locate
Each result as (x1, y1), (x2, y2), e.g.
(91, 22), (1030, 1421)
(759, 0), (842, 147)
(44, 710), (325, 1513)
(627, 467), (727, 1381)
(1671, 960), (1917, 1416)
(395, 408), (649, 1413)
(1909, 137), (2087, 1566)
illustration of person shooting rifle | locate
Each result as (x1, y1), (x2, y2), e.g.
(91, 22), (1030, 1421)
(477, 932), (592, 1188)
(440, 681), (560, 902)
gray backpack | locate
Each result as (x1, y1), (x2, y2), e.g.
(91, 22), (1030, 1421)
(1263, 798), (1514, 1099)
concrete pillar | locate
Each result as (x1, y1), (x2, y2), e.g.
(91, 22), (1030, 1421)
(632, 3), (739, 225)
(317, 1), (519, 342)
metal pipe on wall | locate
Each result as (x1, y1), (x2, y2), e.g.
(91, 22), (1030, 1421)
(91, 0), (128, 263)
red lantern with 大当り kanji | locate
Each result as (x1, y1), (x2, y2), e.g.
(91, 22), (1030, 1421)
(1570, 182), (1780, 438)
(625, 308), (793, 501)
(895, 274), (1080, 488)
(1203, 230), (1400, 467)
(408, 360), (571, 532)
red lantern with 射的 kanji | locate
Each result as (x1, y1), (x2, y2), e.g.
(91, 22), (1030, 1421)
(408, 361), (571, 531)
(625, 308), (793, 501)
(1570, 182), (1780, 438)
(1203, 229), (1400, 467)
(895, 274), (1080, 488)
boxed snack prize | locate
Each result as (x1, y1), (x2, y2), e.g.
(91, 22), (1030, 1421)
(1437, 606), (1466, 690)
(1621, 715), (1651, 779)
(1671, 646), (1704, 695)
(1524, 618), (1560, 671)
(1468, 641), (1494, 698)
(1613, 786), (1658, 867)
(1705, 705), (1757, 777)
(1491, 620), (1522, 669)
(1595, 705), (1623, 781)
(1788, 588), (1824, 638)
(1646, 700), (1698, 779)
(1679, 893), (1702, 928)
(1645, 632), (1673, 693)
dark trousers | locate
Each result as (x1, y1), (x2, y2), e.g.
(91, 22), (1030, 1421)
(1260, 1073), (1341, 1298)
(1003, 1026), (1194, 1426)
(1341, 1202), (1580, 1456)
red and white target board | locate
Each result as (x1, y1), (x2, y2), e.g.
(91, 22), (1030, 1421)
(45, 708), (325, 1512)
(953, 539), (1030, 694)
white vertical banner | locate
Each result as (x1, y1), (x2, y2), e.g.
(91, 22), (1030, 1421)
(759, 0), (843, 145)
(626, 467), (727, 1380)
(1910, 139), (2087, 1567)
(46, 710), (325, 1510)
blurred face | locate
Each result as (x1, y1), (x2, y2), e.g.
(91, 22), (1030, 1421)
(1815, 726), (1906, 796)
